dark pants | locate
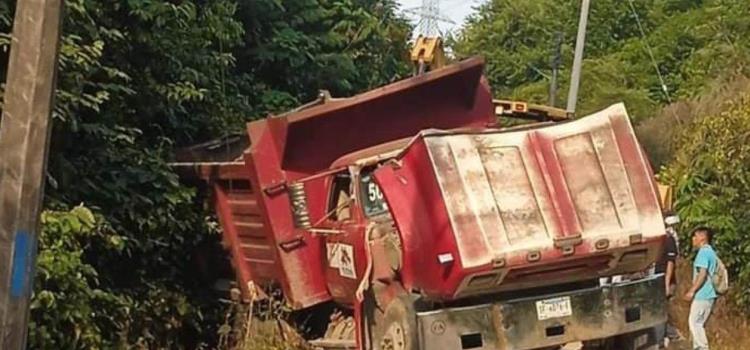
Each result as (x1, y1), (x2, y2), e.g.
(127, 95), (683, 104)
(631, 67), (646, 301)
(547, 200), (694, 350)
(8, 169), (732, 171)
(655, 283), (679, 347)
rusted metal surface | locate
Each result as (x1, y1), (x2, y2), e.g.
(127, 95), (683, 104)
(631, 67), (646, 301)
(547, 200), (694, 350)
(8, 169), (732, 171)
(374, 103), (665, 299)
(173, 133), (248, 163)
(171, 161), (248, 181)
(416, 275), (666, 350)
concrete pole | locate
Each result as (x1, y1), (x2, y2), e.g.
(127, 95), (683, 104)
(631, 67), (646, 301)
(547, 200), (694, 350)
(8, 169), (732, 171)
(566, 0), (591, 116)
(0, 0), (64, 348)
(549, 32), (563, 107)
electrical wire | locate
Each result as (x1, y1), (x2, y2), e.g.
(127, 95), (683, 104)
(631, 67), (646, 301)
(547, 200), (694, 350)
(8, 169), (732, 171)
(627, 0), (670, 102)
(627, 0), (682, 123)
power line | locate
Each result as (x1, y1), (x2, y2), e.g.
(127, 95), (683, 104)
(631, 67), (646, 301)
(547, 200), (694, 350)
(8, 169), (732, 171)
(442, 0), (471, 13)
(627, 0), (672, 105)
(422, 0), (440, 36)
(627, 0), (681, 123)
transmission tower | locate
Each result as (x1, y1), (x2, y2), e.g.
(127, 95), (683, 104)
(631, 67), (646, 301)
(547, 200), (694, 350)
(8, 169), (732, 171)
(404, 0), (454, 37)
(419, 0), (440, 37)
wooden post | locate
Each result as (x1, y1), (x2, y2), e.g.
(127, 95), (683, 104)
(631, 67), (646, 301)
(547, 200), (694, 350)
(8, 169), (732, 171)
(0, 0), (64, 348)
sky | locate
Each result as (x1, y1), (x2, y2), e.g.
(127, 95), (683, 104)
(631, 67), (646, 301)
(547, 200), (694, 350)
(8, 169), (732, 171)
(397, 0), (486, 36)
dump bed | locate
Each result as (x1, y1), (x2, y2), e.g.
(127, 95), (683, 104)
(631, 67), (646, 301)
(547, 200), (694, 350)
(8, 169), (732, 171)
(174, 162), (278, 300)
(374, 103), (666, 300)
(175, 58), (496, 307)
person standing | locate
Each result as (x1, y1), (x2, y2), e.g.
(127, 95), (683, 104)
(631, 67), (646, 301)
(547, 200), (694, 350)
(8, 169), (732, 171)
(684, 226), (718, 350)
(655, 212), (680, 347)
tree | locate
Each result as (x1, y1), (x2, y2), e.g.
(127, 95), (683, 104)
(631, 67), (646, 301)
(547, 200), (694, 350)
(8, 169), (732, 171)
(664, 92), (750, 310)
(0, 0), (411, 347)
(452, 0), (750, 122)
(236, 0), (411, 116)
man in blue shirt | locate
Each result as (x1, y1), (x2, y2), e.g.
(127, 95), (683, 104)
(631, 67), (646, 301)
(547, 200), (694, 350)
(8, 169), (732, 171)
(683, 226), (718, 350)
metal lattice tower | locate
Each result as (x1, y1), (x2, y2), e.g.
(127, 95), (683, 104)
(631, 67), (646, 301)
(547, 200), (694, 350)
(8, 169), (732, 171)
(404, 0), (454, 37)
(419, 0), (440, 37)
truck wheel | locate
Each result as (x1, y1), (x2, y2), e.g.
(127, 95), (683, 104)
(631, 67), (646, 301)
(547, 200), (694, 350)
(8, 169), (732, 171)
(375, 295), (418, 350)
(614, 327), (659, 350)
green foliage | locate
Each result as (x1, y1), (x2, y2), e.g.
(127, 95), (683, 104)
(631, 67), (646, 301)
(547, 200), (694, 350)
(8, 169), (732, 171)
(663, 93), (750, 309)
(453, 0), (750, 122)
(237, 0), (411, 116)
(30, 206), (128, 349)
(0, 0), (410, 348)
(635, 76), (750, 169)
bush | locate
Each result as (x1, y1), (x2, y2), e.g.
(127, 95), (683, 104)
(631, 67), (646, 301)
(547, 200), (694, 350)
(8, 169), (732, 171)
(663, 91), (750, 309)
(30, 206), (128, 349)
(636, 76), (750, 169)
(30, 203), (225, 349)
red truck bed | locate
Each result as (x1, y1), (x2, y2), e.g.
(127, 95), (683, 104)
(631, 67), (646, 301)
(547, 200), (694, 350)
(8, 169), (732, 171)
(176, 58), (496, 307)
(175, 162), (278, 300)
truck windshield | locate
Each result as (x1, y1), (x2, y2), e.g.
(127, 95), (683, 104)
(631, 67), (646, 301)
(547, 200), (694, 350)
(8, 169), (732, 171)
(359, 173), (389, 217)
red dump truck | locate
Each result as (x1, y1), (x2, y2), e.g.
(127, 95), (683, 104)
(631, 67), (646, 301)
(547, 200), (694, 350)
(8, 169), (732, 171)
(176, 58), (667, 350)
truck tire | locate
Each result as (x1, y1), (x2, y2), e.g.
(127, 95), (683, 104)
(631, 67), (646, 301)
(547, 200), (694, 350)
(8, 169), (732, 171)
(614, 327), (659, 350)
(374, 295), (419, 350)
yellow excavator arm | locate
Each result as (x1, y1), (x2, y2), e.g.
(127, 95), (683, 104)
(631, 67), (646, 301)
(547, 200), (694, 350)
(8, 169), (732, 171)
(410, 36), (446, 74)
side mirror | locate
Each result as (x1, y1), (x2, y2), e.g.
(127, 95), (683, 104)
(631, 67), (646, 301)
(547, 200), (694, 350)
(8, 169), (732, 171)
(288, 182), (312, 229)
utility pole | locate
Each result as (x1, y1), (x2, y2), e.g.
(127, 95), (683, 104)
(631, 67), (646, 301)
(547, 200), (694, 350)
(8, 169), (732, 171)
(0, 0), (64, 348)
(549, 32), (563, 107)
(566, 0), (591, 116)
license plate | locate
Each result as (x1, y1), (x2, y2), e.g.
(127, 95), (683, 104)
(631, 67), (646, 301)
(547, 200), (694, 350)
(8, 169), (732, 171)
(535, 296), (573, 320)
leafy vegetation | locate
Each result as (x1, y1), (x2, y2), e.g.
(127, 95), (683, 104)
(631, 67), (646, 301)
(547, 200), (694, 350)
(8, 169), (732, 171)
(238, 0), (411, 115)
(664, 90), (750, 310)
(0, 0), (410, 348)
(454, 0), (750, 123)
(30, 206), (126, 349)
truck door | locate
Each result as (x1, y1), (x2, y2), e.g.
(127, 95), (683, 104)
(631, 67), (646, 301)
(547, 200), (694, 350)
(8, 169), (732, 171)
(323, 171), (367, 305)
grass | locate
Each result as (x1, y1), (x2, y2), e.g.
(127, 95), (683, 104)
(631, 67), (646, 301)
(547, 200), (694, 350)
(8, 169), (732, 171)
(215, 298), (308, 350)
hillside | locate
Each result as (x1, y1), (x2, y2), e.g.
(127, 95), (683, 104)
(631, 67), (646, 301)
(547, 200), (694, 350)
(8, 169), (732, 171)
(453, 0), (750, 124)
